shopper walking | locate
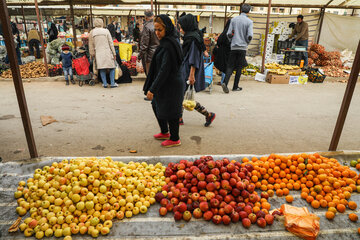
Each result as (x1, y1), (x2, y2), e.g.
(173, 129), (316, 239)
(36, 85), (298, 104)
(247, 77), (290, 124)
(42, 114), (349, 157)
(89, 18), (118, 88)
(59, 45), (74, 85)
(143, 15), (184, 147)
(221, 4), (253, 93)
(107, 21), (116, 39)
(288, 15), (309, 66)
(178, 14), (216, 127)
(28, 28), (41, 59)
(139, 10), (159, 75)
(213, 19), (231, 84)
(48, 22), (58, 42)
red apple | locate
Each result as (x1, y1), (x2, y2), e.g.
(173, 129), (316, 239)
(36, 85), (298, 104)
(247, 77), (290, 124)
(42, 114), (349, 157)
(244, 205), (253, 215)
(226, 163), (235, 173)
(261, 192), (269, 200)
(159, 207), (167, 216)
(203, 211), (213, 221)
(166, 203), (174, 212)
(197, 181), (207, 189)
(183, 211), (192, 221)
(239, 211), (248, 219)
(155, 192), (165, 203)
(174, 211), (183, 221)
(207, 160), (216, 169)
(199, 202), (209, 212)
(222, 215), (231, 225)
(257, 217), (266, 228)
(193, 208), (202, 219)
(170, 197), (179, 206)
(265, 214), (274, 225)
(231, 211), (240, 223)
(210, 198), (220, 208)
(205, 182), (215, 192)
(242, 218), (251, 228)
(160, 198), (169, 207)
(248, 213), (257, 224)
(256, 210), (265, 219)
(212, 215), (222, 225)
(211, 168), (220, 176)
(178, 202), (187, 213)
(224, 204), (234, 215)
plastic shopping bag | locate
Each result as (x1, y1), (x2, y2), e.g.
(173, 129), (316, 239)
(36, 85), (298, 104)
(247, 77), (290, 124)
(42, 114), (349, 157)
(183, 85), (196, 111)
(280, 204), (320, 240)
(114, 61), (122, 80)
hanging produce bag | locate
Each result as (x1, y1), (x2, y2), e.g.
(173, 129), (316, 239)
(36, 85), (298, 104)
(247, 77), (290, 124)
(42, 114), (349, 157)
(183, 85), (196, 111)
(280, 204), (320, 240)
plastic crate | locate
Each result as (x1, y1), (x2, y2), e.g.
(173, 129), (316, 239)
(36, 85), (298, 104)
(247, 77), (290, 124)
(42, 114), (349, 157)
(306, 68), (326, 83)
(277, 41), (293, 53)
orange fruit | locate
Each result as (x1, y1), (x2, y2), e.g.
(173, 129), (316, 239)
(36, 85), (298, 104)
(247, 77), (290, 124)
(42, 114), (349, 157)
(261, 202), (271, 210)
(311, 200), (320, 209)
(267, 189), (274, 197)
(306, 196), (314, 203)
(285, 195), (294, 203)
(349, 213), (358, 222)
(358, 227), (360, 235)
(325, 211), (335, 220)
(348, 201), (357, 210)
(320, 199), (328, 208)
(328, 207), (337, 214)
(301, 192), (308, 199)
(337, 204), (346, 213)
(276, 189), (283, 197)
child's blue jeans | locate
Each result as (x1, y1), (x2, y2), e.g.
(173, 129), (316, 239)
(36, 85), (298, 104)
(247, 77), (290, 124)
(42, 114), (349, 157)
(63, 67), (73, 81)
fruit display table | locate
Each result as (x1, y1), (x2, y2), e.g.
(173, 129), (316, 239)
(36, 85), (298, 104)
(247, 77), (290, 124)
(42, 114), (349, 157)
(1, 152), (359, 240)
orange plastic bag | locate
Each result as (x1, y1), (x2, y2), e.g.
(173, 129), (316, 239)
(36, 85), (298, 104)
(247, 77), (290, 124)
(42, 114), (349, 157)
(280, 204), (320, 240)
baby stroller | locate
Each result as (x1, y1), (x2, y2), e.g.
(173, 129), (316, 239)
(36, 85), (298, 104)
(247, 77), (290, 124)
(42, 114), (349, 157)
(204, 56), (214, 93)
(73, 49), (95, 87)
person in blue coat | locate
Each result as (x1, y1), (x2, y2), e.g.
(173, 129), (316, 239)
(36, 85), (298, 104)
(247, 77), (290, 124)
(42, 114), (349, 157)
(143, 15), (184, 148)
(178, 14), (216, 127)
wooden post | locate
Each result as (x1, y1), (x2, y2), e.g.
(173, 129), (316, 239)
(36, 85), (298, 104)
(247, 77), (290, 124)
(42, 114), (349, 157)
(34, 0), (49, 76)
(158, 4), (160, 15)
(261, 0), (272, 73)
(351, 9), (355, 16)
(21, 5), (28, 39)
(70, 0), (77, 49)
(224, 6), (227, 28)
(151, 0), (153, 12)
(316, 8), (325, 44)
(0, 0), (38, 158)
(290, 7), (293, 15)
(329, 40), (360, 151)
(90, 4), (93, 29)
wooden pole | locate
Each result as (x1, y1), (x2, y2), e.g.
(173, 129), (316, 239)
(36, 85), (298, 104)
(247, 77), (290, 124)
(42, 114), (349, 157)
(316, 8), (325, 44)
(329, 40), (360, 151)
(70, 0), (77, 49)
(151, 0), (153, 12)
(90, 4), (93, 29)
(34, 0), (49, 76)
(21, 5), (28, 39)
(224, 6), (227, 28)
(290, 7), (293, 15)
(351, 9), (355, 16)
(261, 0), (272, 73)
(0, 0), (38, 158)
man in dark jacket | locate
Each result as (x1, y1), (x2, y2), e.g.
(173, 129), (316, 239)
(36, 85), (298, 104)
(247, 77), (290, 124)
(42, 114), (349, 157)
(138, 10), (159, 76)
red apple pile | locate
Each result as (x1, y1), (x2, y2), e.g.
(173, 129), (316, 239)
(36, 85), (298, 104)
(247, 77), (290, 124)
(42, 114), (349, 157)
(156, 156), (275, 227)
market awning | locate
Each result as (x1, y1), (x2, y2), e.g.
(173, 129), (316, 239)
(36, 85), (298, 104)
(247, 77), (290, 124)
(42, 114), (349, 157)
(5, 0), (360, 8)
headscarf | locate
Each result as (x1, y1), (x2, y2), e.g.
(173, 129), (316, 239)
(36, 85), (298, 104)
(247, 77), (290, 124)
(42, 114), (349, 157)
(143, 14), (183, 94)
(178, 14), (206, 57)
(217, 19), (231, 46)
(94, 18), (104, 28)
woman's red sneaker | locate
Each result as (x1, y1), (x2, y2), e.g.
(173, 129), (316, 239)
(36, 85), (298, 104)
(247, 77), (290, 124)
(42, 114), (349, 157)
(153, 133), (170, 140)
(161, 140), (181, 147)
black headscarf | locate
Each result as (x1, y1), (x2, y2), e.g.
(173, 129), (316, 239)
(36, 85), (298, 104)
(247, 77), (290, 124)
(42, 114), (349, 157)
(143, 14), (183, 94)
(217, 19), (231, 46)
(178, 14), (206, 58)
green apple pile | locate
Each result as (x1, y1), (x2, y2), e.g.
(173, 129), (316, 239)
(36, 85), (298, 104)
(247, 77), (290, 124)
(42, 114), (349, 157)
(14, 157), (166, 239)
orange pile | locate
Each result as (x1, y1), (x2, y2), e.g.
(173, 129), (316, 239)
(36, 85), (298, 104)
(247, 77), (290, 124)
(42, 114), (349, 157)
(242, 153), (359, 218)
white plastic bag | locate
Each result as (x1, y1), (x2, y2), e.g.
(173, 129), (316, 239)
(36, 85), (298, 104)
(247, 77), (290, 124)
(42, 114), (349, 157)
(183, 85), (196, 111)
(114, 61), (122, 79)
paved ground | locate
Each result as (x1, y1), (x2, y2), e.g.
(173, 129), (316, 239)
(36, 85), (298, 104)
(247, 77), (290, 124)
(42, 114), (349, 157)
(1, 77), (360, 162)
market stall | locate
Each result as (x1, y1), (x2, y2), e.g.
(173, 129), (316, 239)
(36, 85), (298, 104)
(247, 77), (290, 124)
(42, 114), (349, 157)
(1, 152), (360, 239)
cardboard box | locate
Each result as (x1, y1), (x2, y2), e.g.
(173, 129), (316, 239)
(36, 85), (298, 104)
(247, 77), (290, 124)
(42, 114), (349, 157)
(287, 68), (302, 75)
(266, 73), (290, 84)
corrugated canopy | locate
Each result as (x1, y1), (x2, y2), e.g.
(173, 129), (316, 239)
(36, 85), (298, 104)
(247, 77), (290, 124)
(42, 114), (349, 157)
(5, 0), (360, 8)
